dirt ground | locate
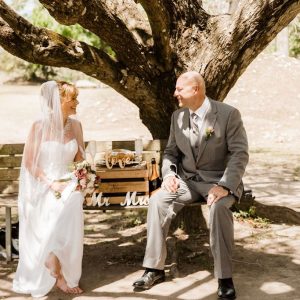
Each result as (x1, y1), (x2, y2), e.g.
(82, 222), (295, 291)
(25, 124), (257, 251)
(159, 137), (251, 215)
(1, 210), (299, 300)
(0, 53), (300, 299)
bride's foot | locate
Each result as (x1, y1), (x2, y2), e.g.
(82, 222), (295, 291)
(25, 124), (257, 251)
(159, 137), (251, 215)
(56, 275), (75, 294)
(68, 286), (83, 294)
(45, 253), (60, 278)
(45, 252), (83, 294)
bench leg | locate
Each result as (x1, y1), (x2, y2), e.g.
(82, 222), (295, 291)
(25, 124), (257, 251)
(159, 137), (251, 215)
(5, 207), (12, 262)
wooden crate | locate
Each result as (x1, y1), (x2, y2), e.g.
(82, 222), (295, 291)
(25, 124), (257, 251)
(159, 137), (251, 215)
(93, 165), (149, 205)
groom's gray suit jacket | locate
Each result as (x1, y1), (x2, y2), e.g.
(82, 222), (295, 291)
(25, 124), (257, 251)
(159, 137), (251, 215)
(162, 98), (249, 199)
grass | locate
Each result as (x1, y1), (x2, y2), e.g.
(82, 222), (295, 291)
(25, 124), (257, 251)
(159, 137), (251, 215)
(233, 206), (271, 228)
(110, 209), (147, 230)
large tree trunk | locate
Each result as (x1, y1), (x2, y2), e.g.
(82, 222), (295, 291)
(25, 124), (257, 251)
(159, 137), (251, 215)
(1, 0), (300, 138)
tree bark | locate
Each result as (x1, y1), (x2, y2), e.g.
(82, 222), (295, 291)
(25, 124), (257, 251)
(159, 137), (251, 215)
(1, 0), (300, 138)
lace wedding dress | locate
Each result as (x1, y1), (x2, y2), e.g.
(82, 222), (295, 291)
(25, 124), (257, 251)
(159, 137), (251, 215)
(13, 139), (84, 297)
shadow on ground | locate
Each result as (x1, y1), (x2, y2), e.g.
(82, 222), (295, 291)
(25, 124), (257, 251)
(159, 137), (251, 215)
(238, 150), (300, 225)
(1, 210), (299, 300)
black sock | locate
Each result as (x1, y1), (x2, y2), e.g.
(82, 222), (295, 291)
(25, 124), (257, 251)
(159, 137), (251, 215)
(146, 268), (163, 273)
(219, 278), (234, 287)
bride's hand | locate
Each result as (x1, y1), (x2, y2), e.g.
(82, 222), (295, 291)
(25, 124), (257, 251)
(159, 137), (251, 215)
(50, 181), (68, 193)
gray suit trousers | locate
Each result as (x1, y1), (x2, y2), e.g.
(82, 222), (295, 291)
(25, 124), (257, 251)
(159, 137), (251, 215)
(142, 177), (235, 279)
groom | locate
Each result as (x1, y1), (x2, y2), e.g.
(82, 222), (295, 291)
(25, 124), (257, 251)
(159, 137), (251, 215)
(133, 71), (249, 299)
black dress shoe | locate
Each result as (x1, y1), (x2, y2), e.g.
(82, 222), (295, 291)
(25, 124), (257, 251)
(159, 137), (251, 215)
(133, 269), (165, 290)
(218, 278), (236, 299)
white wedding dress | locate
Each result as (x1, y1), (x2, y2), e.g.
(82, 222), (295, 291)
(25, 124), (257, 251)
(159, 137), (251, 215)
(13, 139), (84, 297)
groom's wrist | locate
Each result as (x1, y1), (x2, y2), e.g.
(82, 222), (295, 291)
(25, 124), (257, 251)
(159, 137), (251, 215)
(163, 173), (177, 181)
(217, 184), (231, 194)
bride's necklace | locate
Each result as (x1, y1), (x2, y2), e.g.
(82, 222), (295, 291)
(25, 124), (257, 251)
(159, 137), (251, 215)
(64, 117), (72, 136)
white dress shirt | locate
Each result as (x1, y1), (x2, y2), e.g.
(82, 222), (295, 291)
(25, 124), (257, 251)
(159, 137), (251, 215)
(189, 97), (210, 132)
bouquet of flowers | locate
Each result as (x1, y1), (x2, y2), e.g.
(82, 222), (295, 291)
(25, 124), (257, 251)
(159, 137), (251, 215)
(54, 160), (99, 199)
(72, 160), (99, 195)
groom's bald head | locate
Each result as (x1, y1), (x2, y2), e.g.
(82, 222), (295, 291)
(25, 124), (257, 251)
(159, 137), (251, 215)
(174, 71), (206, 111)
(178, 71), (206, 95)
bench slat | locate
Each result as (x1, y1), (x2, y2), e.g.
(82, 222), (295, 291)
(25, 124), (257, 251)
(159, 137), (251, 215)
(0, 169), (20, 181)
(0, 144), (24, 155)
(92, 140), (167, 152)
(143, 140), (168, 151)
(110, 140), (168, 151)
(111, 141), (135, 150)
(0, 194), (18, 207)
(0, 141), (166, 156)
(0, 156), (22, 168)
(0, 181), (19, 194)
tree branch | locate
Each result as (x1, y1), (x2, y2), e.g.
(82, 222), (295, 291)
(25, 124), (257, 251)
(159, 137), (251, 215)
(102, 0), (152, 47)
(229, 0), (300, 46)
(0, 0), (123, 89)
(137, 0), (209, 71)
(39, 0), (156, 78)
(0, 0), (169, 134)
(2, 0), (299, 139)
(203, 0), (300, 100)
(137, 0), (173, 70)
(172, 0), (209, 28)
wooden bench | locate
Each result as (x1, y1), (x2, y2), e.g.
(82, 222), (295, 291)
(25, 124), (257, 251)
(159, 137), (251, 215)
(0, 144), (22, 261)
(0, 140), (254, 268)
(0, 140), (166, 261)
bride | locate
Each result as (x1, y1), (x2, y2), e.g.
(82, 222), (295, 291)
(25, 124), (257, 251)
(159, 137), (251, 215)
(13, 81), (85, 296)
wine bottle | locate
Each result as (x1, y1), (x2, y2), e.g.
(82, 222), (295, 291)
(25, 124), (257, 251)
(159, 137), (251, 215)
(149, 158), (162, 195)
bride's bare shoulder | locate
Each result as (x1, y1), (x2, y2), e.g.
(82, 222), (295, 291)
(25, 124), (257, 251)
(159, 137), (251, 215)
(70, 118), (82, 129)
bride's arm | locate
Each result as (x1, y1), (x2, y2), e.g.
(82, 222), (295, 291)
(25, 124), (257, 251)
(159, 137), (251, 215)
(23, 122), (53, 187)
(73, 120), (85, 162)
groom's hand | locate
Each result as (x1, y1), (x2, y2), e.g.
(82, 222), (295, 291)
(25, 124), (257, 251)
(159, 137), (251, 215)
(162, 175), (180, 193)
(207, 185), (229, 206)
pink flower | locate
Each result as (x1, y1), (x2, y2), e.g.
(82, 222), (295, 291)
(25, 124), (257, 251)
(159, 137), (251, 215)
(79, 178), (87, 189)
(75, 169), (87, 180)
(71, 160), (99, 196)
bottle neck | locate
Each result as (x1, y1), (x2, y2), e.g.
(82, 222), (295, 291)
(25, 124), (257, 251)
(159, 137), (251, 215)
(150, 162), (159, 179)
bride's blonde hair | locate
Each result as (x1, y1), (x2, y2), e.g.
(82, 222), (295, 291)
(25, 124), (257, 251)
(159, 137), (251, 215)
(56, 81), (78, 100)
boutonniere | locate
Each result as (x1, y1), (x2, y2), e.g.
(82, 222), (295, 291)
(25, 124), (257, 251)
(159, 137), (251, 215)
(205, 126), (215, 141)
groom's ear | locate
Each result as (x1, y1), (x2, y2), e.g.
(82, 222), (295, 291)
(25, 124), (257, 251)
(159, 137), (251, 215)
(194, 85), (200, 93)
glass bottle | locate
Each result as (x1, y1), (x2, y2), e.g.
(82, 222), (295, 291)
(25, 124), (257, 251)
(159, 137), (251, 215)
(149, 158), (162, 195)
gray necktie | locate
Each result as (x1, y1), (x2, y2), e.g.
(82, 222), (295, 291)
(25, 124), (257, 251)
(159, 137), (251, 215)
(191, 113), (199, 135)
(190, 113), (200, 159)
